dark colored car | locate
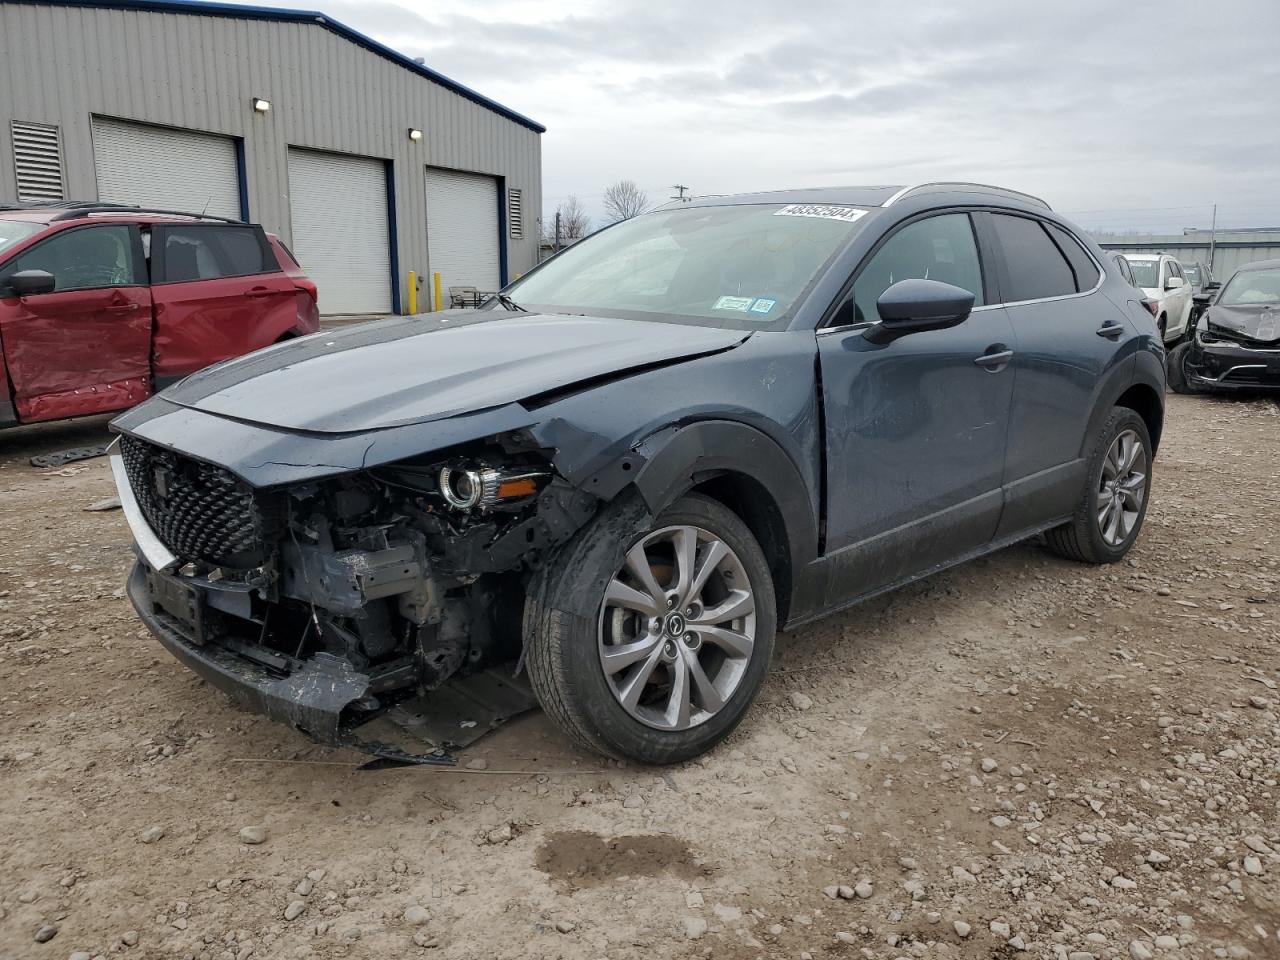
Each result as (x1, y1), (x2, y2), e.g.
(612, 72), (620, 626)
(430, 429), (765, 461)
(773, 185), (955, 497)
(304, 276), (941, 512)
(1182, 260), (1217, 328)
(110, 183), (1165, 765)
(1168, 258), (1280, 393)
(0, 202), (319, 427)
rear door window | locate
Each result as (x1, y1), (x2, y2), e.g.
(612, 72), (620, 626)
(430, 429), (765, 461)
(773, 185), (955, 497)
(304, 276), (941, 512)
(0, 224), (140, 293)
(157, 224), (276, 283)
(1045, 223), (1100, 292)
(989, 214), (1076, 302)
(849, 213), (985, 324)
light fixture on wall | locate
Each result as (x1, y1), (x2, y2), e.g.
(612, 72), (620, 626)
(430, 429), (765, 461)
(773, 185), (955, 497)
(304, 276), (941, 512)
(408, 128), (423, 142)
(252, 97), (271, 113)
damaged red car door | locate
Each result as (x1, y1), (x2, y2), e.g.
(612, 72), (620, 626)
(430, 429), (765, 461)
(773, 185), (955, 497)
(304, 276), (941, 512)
(149, 223), (297, 383)
(0, 223), (152, 422)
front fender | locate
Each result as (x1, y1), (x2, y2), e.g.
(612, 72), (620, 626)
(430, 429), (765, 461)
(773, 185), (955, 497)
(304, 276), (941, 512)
(630, 418), (820, 577)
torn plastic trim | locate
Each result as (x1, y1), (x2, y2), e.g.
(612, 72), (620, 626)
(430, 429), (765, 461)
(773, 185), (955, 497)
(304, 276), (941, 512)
(127, 561), (455, 765)
(110, 440), (178, 573)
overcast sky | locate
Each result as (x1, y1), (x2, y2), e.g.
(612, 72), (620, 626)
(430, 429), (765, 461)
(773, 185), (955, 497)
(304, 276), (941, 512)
(256, 0), (1280, 234)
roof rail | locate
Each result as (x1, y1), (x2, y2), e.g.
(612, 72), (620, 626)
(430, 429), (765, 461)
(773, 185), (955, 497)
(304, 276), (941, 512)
(50, 204), (245, 224)
(0, 199), (105, 211)
(882, 182), (1051, 210)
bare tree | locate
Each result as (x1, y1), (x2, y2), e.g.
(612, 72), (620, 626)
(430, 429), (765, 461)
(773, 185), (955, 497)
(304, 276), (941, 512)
(544, 195), (592, 248)
(602, 180), (650, 223)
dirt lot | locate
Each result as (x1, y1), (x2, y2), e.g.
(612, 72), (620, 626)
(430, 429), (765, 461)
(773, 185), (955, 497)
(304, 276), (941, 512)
(2, 395), (1279, 960)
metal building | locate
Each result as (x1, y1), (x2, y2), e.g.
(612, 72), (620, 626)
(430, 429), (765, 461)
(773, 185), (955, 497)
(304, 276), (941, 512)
(0, 0), (544, 315)
(1092, 228), (1280, 283)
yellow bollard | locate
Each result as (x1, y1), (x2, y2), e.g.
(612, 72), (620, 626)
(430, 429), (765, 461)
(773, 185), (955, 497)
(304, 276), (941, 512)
(407, 271), (417, 315)
(433, 271), (443, 312)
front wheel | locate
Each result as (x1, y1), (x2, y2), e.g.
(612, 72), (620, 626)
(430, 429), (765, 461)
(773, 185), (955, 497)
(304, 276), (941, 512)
(524, 493), (776, 763)
(1166, 342), (1200, 395)
(1045, 407), (1153, 564)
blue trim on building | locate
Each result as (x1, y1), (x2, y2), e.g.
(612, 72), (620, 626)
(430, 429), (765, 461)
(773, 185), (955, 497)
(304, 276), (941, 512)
(25, 0), (546, 133)
(385, 159), (401, 314)
(496, 175), (509, 287)
(232, 137), (250, 221)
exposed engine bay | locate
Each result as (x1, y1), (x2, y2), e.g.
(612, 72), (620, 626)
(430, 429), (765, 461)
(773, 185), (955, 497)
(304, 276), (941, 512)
(115, 430), (599, 763)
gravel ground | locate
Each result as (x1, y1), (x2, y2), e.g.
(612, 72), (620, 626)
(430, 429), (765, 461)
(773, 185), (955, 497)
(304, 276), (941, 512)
(1, 394), (1278, 960)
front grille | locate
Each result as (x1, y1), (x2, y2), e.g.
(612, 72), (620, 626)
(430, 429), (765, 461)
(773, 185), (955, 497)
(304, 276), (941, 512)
(120, 435), (266, 568)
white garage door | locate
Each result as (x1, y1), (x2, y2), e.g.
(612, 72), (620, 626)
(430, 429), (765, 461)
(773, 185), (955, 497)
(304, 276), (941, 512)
(92, 117), (240, 219)
(424, 167), (501, 302)
(287, 148), (392, 315)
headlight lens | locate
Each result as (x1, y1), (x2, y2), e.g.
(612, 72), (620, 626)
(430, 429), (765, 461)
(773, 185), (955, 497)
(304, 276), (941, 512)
(438, 465), (546, 511)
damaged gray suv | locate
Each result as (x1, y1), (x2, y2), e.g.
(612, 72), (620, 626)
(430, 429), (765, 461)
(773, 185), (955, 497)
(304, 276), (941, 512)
(112, 183), (1166, 765)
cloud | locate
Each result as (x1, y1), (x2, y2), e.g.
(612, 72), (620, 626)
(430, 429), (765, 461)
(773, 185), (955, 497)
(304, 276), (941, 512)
(248, 0), (1280, 231)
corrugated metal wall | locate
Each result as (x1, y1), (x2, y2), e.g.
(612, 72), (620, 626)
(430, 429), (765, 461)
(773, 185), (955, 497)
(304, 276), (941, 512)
(1093, 230), (1280, 282)
(0, 1), (542, 311)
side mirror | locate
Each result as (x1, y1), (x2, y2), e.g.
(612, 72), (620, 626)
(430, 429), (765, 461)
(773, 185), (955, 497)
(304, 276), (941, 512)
(1205, 280), (1221, 291)
(1164, 276), (1185, 291)
(1192, 292), (1212, 306)
(8, 269), (57, 297)
(864, 278), (975, 345)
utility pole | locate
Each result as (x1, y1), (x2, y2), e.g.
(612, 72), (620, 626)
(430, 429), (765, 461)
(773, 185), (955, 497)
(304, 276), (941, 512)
(670, 184), (691, 202)
(554, 210), (561, 254)
(1208, 203), (1218, 274)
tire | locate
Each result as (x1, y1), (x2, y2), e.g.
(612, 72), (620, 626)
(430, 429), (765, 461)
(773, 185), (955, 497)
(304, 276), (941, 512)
(524, 493), (777, 763)
(1166, 342), (1199, 395)
(1045, 407), (1153, 564)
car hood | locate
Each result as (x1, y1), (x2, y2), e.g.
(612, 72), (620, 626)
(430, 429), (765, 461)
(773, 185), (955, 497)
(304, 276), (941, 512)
(158, 312), (750, 433)
(1205, 302), (1280, 343)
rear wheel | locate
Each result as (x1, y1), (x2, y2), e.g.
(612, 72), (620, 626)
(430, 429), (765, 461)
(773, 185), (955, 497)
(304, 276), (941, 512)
(1045, 407), (1152, 564)
(524, 493), (776, 763)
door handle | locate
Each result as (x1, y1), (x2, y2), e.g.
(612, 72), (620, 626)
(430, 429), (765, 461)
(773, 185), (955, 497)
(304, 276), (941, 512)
(973, 348), (1014, 371)
(245, 286), (273, 299)
(104, 302), (140, 313)
(1096, 322), (1124, 339)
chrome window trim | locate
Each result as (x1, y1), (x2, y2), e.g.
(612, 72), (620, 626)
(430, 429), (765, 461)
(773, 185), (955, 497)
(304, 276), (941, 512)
(883, 182), (1051, 210)
(879, 185), (914, 207)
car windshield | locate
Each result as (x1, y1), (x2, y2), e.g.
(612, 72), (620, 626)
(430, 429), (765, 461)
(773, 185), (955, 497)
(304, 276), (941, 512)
(0, 219), (42, 257)
(1125, 258), (1160, 288)
(505, 203), (872, 330)
(1183, 264), (1201, 284)
(1220, 266), (1280, 306)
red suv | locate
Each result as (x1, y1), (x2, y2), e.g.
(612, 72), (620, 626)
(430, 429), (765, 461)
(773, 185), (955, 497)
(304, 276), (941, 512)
(0, 202), (319, 426)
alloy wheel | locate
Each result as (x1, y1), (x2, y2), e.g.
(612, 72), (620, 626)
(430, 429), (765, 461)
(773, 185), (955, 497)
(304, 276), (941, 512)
(597, 524), (756, 731)
(1097, 429), (1147, 547)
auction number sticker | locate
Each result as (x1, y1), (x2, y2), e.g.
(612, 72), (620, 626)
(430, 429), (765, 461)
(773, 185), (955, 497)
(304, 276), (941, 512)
(774, 204), (868, 223)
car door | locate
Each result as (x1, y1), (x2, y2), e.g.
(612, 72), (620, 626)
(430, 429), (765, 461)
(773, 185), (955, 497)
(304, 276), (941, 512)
(150, 222), (297, 385)
(1166, 259), (1191, 335)
(982, 212), (1135, 537)
(0, 223), (152, 422)
(816, 211), (1016, 603)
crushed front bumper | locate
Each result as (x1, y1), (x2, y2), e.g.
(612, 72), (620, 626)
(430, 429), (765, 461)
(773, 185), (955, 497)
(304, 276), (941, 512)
(1187, 336), (1280, 390)
(127, 562), (372, 743)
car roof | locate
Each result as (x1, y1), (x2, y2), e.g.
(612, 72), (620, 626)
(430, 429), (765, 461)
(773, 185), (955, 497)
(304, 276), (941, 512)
(656, 182), (1052, 213)
(1122, 253), (1163, 261)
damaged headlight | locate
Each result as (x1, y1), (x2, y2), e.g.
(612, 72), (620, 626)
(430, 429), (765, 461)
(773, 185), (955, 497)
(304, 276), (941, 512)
(438, 465), (547, 512)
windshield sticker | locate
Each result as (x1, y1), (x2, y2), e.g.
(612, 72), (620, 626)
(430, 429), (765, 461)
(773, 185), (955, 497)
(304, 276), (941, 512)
(749, 298), (777, 314)
(774, 204), (868, 223)
(713, 295), (755, 312)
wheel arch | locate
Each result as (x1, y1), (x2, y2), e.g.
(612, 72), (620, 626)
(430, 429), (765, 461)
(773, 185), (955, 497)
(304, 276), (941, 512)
(1115, 381), (1164, 453)
(626, 420), (819, 624)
